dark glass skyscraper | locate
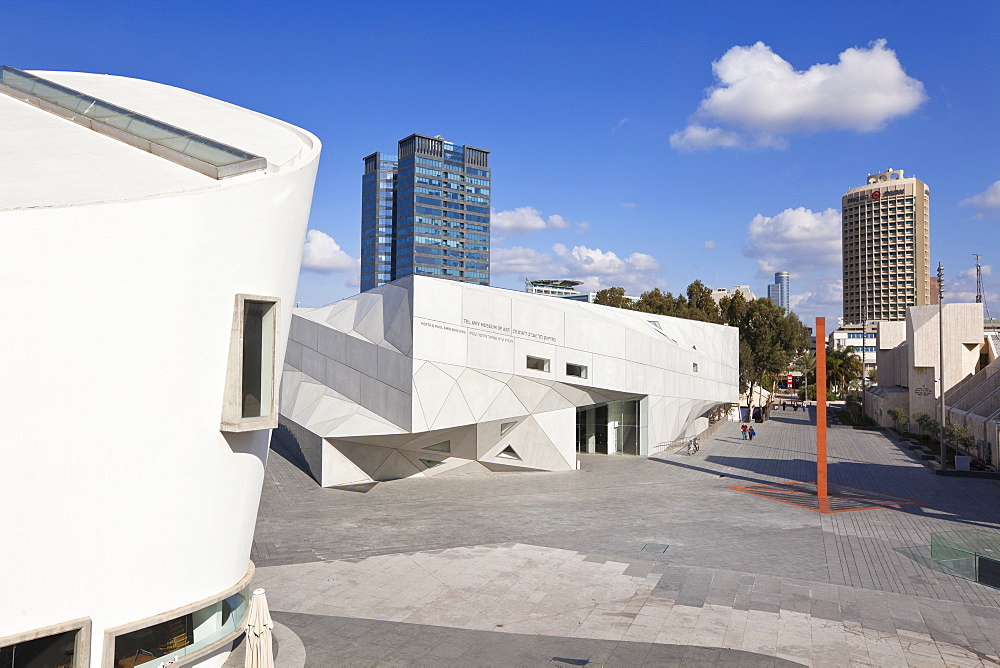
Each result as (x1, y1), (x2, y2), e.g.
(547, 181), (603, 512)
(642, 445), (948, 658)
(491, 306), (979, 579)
(361, 134), (490, 292)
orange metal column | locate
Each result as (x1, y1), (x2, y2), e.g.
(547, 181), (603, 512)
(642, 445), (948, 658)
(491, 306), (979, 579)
(815, 317), (829, 512)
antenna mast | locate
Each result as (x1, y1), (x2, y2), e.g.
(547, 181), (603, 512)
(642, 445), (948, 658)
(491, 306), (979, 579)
(974, 253), (991, 319)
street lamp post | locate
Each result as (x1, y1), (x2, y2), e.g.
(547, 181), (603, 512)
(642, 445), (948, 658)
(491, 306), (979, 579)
(938, 263), (946, 470)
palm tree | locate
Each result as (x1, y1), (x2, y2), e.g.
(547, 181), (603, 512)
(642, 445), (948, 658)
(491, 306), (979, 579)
(827, 346), (863, 396)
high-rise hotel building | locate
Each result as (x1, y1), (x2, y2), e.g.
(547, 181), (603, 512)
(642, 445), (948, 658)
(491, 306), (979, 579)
(362, 134), (490, 291)
(842, 168), (930, 323)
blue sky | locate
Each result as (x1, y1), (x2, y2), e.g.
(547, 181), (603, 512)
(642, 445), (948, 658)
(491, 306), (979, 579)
(5, 0), (999, 324)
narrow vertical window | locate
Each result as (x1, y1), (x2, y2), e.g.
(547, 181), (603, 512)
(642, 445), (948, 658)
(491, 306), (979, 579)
(242, 301), (275, 418)
(221, 295), (280, 431)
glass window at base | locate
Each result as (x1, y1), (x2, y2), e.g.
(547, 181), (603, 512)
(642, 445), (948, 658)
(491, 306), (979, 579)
(1, 630), (77, 668)
(113, 586), (249, 667)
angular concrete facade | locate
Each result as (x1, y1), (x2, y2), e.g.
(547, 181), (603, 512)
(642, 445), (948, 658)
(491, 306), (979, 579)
(280, 277), (739, 487)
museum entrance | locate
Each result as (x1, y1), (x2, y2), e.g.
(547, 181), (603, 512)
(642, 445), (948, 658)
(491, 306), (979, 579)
(576, 398), (643, 455)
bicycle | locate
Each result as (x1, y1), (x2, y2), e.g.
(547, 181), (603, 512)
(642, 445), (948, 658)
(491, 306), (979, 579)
(686, 437), (700, 456)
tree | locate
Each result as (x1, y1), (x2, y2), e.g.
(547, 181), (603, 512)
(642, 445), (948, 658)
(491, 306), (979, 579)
(684, 280), (722, 324)
(827, 345), (863, 396)
(718, 291), (810, 411)
(594, 287), (632, 309)
(913, 412), (932, 436)
(633, 288), (687, 317)
(888, 407), (908, 431)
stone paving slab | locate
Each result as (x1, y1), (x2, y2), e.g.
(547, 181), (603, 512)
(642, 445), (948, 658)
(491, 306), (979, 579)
(249, 406), (1000, 666)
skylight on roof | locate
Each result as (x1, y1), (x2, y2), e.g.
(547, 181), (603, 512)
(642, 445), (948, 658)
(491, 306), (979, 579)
(0, 66), (266, 179)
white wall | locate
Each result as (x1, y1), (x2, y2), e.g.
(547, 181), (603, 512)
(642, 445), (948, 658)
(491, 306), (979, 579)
(1, 128), (319, 663)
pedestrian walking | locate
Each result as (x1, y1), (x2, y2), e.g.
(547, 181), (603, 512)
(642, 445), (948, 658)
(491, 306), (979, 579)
(748, 426), (756, 440)
(741, 423), (748, 440)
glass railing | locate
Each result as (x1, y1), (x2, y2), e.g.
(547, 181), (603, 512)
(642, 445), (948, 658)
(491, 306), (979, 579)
(930, 530), (1000, 588)
(0, 65), (266, 179)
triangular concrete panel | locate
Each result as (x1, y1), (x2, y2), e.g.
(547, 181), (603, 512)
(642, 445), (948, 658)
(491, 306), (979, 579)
(435, 362), (467, 380)
(332, 412), (407, 437)
(371, 449), (423, 481)
(332, 440), (395, 477)
(456, 368), (506, 420)
(352, 293), (382, 331)
(319, 440), (373, 487)
(431, 383), (477, 430)
(413, 362), (457, 426)
(480, 385), (529, 423)
(410, 387), (428, 433)
(324, 299), (359, 333)
(506, 375), (553, 413)
(384, 300), (412, 355)
(530, 387), (575, 414)
(290, 382), (327, 421)
(354, 300), (386, 345)
(477, 370), (514, 384)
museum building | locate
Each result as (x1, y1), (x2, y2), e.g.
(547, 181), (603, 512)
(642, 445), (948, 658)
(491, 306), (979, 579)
(0, 67), (319, 667)
(278, 276), (740, 487)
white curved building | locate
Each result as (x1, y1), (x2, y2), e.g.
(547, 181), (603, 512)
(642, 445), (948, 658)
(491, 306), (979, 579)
(0, 67), (319, 667)
(279, 276), (739, 487)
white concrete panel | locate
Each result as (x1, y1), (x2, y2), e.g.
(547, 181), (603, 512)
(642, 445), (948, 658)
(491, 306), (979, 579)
(330, 412), (407, 437)
(456, 369), (507, 420)
(412, 276), (463, 325)
(467, 328), (516, 375)
(299, 346), (327, 385)
(433, 383), (478, 429)
(413, 318), (468, 367)
(326, 358), (362, 404)
(290, 316), (319, 351)
(359, 375), (411, 429)
(317, 325), (348, 364)
(371, 450), (423, 481)
(591, 353), (627, 391)
(531, 387), (576, 414)
(413, 362), (457, 426)
(344, 334), (378, 377)
(511, 299), (565, 346)
(462, 289), (512, 336)
(377, 346), (412, 394)
(322, 299), (359, 330)
(306, 394), (360, 427)
(384, 298), (412, 355)
(321, 440), (373, 487)
(354, 296), (386, 345)
(284, 340), (303, 371)
(533, 407), (578, 469)
(506, 375), (554, 413)
(332, 440), (395, 477)
(480, 385), (530, 423)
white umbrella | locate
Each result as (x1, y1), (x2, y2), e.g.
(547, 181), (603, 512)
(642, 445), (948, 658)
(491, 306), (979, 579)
(244, 588), (274, 668)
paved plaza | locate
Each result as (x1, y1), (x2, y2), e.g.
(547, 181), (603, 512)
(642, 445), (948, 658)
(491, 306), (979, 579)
(239, 407), (1000, 667)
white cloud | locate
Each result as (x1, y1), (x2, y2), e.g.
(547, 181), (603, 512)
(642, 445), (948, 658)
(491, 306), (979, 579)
(490, 246), (559, 276)
(744, 207), (842, 323)
(301, 229), (358, 273)
(620, 202), (637, 209)
(672, 39), (926, 150)
(745, 207), (841, 276)
(612, 118), (630, 133)
(703, 240), (716, 250)
(669, 124), (745, 151)
(492, 206), (571, 234)
(493, 243), (660, 295)
(575, 221), (591, 234)
(960, 181), (1000, 216)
